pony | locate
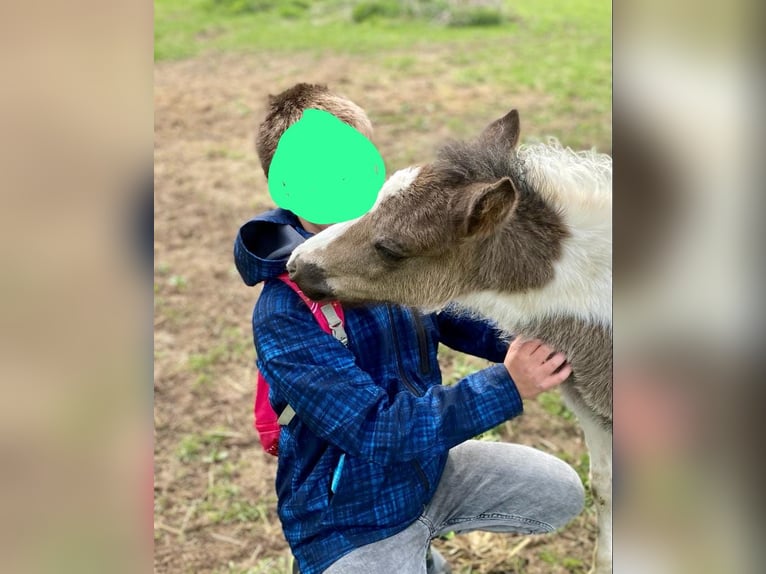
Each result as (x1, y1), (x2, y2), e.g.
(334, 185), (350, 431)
(288, 109), (612, 574)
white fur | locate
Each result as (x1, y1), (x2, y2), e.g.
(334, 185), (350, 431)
(292, 218), (356, 259)
(460, 143), (612, 327)
(571, 403), (612, 574)
(519, 141), (612, 229)
(371, 166), (421, 208)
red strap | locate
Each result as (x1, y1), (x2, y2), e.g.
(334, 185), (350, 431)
(276, 273), (345, 332)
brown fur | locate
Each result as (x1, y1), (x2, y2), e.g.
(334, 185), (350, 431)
(516, 316), (612, 429)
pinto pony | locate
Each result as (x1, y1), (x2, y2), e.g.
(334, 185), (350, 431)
(288, 109), (612, 574)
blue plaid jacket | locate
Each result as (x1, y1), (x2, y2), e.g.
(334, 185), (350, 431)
(235, 209), (523, 574)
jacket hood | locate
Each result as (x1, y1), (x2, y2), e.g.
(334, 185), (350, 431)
(234, 208), (313, 286)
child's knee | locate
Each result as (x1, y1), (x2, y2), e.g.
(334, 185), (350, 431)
(545, 461), (586, 529)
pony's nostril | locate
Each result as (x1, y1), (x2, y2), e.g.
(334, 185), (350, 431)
(286, 258), (298, 277)
(290, 262), (331, 300)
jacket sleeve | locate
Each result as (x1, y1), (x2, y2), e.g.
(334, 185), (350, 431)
(254, 284), (523, 466)
(436, 306), (511, 363)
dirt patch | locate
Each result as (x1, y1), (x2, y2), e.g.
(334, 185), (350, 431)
(155, 51), (597, 573)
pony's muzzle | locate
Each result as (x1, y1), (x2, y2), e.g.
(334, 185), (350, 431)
(288, 257), (334, 301)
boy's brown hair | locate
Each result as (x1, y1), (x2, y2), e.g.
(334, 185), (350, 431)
(255, 83), (374, 177)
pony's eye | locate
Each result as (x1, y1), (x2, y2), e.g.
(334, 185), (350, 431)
(374, 241), (407, 263)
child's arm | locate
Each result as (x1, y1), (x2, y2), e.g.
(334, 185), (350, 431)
(254, 283), (522, 467)
(435, 306), (510, 363)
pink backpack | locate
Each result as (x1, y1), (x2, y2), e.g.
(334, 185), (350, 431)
(254, 272), (347, 456)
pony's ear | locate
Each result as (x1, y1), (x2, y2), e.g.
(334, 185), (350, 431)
(480, 109), (520, 151)
(462, 177), (518, 237)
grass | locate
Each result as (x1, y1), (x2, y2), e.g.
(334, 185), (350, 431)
(186, 327), (250, 386)
(175, 431), (274, 531)
(155, 0), (520, 59)
(538, 389), (576, 422)
(155, 0), (611, 148)
(177, 429), (231, 462)
(538, 549), (585, 571)
(214, 556), (292, 574)
(201, 481), (271, 524)
(167, 274), (189, 290)
(207, 146), (248, 160)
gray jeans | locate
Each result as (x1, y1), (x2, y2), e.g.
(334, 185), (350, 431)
(324, 440), (585, 573)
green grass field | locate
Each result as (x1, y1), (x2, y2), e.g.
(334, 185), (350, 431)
(156, 0), (611, 148)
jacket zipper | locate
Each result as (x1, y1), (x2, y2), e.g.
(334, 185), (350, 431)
(411, 310), (430, 375)
(386, 304), (430, 493)
(386, 305), (422, 397)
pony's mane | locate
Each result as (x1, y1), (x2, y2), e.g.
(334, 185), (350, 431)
(433, 139), (518, 186)
(518, 141), (612, 214)
(434, 138), (612, 218)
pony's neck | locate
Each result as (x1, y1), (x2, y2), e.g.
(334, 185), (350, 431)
(454, 141), (612, 327)
(475, 185), (569, 294)
(460, 186), (611, 328)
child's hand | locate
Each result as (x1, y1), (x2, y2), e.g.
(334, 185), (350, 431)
(503, 338), (572, 400)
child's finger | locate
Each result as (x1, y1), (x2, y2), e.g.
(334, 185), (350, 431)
(508, 337), (536, 356)
(530, 343), (553, 363)
(543, 352), (568, 373)
(520, 338), (543, 355)
(540, 363), (573, 389)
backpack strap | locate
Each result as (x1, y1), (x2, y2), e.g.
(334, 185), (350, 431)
(274, 273), (348, 426)
(277, 273), (348, 346)
(319, 303), (348, 346)
(276, 404), (297, 427)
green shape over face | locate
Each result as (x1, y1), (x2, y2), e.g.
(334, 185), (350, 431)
(268, 109), (386, 224)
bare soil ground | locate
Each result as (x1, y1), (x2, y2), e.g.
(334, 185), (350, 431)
(154, 51), (597, 574)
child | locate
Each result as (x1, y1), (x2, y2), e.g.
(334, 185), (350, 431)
(234, 83), (584, 574)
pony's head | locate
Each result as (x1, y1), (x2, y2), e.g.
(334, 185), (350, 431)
(288, 109), (570, 308)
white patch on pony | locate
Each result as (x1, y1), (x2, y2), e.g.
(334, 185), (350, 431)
(459, 237), (611, 329)
(289, 219), (356, 267)
(370, 166), (421, 211)
(458, 142), (612, 328)
(571, 404), (612, 574)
